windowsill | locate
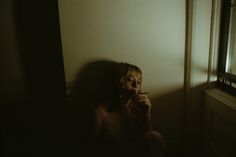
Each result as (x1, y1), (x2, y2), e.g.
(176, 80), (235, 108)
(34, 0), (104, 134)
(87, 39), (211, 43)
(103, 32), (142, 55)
(205, 88), (236, 112)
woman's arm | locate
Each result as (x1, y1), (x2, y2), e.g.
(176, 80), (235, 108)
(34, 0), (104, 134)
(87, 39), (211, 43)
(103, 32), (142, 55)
(124, 95), (153, 139)
(131, 94), (152, 128)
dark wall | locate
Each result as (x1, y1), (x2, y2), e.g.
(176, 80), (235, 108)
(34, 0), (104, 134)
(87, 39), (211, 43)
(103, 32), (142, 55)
(1, 0), (67, 156)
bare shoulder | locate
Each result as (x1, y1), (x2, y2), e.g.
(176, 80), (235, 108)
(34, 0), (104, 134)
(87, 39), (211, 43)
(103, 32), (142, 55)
(94, 102), (109, 132)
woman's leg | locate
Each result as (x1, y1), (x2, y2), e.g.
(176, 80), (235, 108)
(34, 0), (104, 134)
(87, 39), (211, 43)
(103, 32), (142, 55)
(138, 131), (166, 157)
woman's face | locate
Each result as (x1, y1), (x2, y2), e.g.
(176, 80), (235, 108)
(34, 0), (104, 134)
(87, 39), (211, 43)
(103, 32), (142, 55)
(123, 70), (142, 97)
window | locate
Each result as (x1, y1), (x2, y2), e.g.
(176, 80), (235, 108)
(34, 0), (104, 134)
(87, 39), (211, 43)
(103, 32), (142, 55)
(218, 0), (236, 93)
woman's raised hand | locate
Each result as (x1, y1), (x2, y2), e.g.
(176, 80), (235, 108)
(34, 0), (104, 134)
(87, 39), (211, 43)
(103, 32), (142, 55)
(135, 93), (151, 115)
(126, 93), (151, 117)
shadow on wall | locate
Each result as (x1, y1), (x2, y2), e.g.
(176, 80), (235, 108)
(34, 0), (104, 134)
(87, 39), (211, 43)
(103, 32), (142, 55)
(151, 83), (208, 157)
(65, 60), (121, 156)
(70, 60), (120, 106)
(151, 88), (185, 157)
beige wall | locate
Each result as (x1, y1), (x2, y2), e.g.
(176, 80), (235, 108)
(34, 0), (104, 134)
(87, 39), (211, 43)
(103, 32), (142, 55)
(190, 0), (212, 87)
(58, 0), (215, 155)
(58, 0), (185, 155)
(58, 0), (185, 97)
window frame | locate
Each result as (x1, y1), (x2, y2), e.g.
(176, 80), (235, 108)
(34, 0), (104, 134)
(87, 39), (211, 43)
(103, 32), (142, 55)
(217, 0), (236, 94)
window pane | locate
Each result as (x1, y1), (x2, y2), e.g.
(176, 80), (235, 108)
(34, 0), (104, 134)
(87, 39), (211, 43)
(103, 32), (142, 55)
(226, 5), (236, 75)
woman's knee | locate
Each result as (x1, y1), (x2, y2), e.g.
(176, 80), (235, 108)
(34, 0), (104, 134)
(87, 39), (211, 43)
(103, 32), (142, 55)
(140, 131), (166, 156)
(143, 131), (165, 144)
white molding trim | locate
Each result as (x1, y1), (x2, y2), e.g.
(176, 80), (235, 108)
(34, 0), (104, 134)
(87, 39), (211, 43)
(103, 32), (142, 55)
(184, 0), (195, 93)
(207, 0), (222, 87)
